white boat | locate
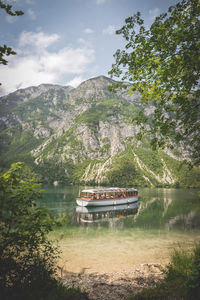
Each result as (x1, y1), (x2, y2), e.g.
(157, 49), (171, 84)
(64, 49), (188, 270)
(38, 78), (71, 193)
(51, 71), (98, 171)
(76, 187), (138, 207)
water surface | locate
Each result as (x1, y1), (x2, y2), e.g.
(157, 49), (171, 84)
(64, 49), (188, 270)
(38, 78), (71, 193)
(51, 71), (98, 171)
(41, 186), (200, 274)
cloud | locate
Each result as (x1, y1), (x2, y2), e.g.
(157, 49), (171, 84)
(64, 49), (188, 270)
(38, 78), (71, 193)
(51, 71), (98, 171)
(83, 28), (94, 34)
(18, 31), (60, 50)
(149, 7), (161, 20)
(27, 8), (36, 20)
(103, 25), (117, 35)
(0, 31), (95, 95)
(66, 76), (85, 88)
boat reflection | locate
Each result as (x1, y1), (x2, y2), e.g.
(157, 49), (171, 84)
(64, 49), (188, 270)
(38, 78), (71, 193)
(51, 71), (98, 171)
(76, 202), (138, 224)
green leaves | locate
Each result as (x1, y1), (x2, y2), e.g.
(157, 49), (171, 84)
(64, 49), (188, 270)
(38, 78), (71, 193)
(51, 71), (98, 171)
(0, 1), (24, 16)
(109, 0), (200, 166)
(0, 45), (16, 65)
(0, 163), (59, 294)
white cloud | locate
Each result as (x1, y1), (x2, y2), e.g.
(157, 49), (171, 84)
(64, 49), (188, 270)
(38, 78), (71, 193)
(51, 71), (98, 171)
(103, 25), (117, 35)
(18, 31), (60, 50)
(0, 31), (95, 95)
(83, 28), (94, 34)
(27, 8), (36, 20)
(66, 76), (85, 88)
(149, 7), (161, 20)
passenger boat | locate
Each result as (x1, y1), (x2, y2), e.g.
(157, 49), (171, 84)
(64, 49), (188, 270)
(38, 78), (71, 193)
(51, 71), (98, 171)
(76, 187), (138, 207)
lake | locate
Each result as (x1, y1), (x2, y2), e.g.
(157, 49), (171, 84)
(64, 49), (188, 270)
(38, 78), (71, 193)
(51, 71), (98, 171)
(41, 186), (200, 274)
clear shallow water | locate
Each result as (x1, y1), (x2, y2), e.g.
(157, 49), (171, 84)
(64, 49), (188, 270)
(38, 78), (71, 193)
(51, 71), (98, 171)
(40, 186), (200, 273)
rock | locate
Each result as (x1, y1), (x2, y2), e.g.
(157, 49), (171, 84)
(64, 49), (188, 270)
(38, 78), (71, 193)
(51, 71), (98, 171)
(61, 264), (164, 300)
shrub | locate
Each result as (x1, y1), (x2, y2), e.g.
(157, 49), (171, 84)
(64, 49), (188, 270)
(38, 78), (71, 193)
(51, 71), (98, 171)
(128, 244), (200, 300)
(0, 162), (88, 300)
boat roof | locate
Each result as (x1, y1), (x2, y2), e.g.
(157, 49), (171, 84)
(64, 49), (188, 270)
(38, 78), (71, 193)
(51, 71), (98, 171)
(81, 187), (137, 193)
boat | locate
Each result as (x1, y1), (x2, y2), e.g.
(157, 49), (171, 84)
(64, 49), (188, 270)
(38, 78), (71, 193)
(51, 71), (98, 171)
(76, 187), (138, 207)
(76, 202), (138, 223)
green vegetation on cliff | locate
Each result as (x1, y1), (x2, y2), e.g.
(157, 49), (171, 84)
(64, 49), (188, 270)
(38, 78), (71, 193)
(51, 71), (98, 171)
(0, 78), (199, 187)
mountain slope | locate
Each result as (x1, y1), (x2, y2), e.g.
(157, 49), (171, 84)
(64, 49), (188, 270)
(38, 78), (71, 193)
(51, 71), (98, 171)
(0, 76), (199, 187)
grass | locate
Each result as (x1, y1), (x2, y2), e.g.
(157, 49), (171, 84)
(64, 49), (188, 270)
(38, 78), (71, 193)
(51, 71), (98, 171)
(127, 243), (200, 300)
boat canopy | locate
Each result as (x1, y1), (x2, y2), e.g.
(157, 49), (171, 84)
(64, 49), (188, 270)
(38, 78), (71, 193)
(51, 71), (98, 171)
(80, 187), (137, 194)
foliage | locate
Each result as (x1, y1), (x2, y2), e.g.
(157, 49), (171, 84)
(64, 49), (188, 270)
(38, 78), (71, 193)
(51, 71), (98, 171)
(134, 148), (163, 177)
(77, 98), (139, 131)
(107, 148), (145, 186)
(128, 244), (200, 300)
(0, 162), (89, 300)
(0, 127), (42, 169)
(0, 1), (24, 16)
(160, 152), (200, 188)
(109, 0), (200, 166)
(0, 1), (24, 83)
(0, 162), (57, 294)
(34, 159), (75, 184)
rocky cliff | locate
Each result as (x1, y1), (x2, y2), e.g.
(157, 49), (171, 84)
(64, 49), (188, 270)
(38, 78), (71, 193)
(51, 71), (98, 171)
(0, 76), (199, 187)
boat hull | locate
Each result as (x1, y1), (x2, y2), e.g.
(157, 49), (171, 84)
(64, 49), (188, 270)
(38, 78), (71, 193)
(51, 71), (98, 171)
(76, 202), (138, 213)
(76, 196), (138, 207)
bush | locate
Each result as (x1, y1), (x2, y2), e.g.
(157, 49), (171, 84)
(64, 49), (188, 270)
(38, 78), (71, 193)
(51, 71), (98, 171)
(0, 162), (88, 300)
(128, 244), (200, 300)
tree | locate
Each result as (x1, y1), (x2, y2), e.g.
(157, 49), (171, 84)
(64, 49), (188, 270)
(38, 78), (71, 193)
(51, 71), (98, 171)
(0, 162), (59, 298)
(0, 1), (24, 82)
(0, 162), (89, 299)
(109, 0), (200, 166)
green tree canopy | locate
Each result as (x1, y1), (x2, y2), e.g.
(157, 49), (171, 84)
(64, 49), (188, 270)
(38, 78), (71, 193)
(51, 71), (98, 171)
(109, 0), (200, 166)
(0, 162), (58, 298)
(0, 162), (89, 299)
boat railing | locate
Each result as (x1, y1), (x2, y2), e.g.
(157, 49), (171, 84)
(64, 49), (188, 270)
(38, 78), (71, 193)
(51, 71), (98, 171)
(80, 192), (138, 201)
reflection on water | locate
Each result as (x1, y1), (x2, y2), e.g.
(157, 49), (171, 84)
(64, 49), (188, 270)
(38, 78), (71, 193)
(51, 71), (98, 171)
(41, 186), (200, 232)
(76, 202), (138, 225)
(42, 187), (200, 273)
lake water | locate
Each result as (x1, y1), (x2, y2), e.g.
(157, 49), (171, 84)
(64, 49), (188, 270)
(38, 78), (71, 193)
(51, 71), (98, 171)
(41, 186), (200, 274)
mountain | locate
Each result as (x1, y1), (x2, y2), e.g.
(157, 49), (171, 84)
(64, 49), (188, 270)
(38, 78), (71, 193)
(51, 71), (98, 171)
(0, 76), (199, 187)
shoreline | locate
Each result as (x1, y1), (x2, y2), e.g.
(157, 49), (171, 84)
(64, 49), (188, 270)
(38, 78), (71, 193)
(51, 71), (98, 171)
(60, 263), (165, 300)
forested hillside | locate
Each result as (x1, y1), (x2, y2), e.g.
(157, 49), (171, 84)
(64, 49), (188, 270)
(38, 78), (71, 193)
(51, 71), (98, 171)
(0, 76), (199, 187)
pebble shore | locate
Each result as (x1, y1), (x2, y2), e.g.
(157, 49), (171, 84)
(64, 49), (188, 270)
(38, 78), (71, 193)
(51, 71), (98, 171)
(60, 263), (164, 300)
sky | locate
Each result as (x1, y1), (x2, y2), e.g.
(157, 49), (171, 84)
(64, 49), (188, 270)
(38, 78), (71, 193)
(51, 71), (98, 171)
(0, 0), (180, 96)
